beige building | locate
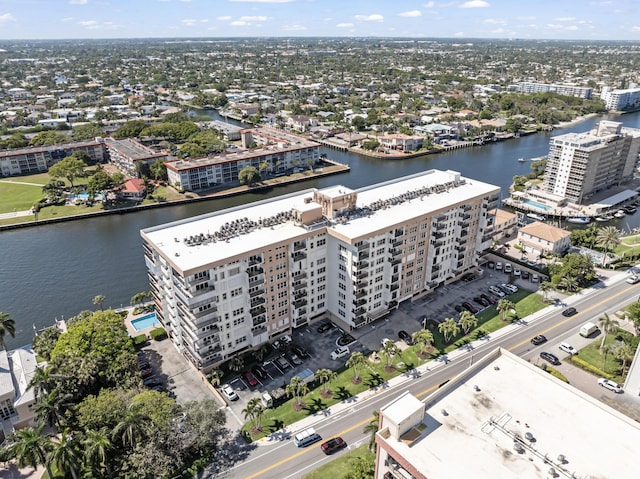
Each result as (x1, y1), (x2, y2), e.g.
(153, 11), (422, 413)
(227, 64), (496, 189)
(517, 221), (571, 255)
(141, 170), (499, 371)
(486, 208), (517, 240)
(375, 348), (640, 479)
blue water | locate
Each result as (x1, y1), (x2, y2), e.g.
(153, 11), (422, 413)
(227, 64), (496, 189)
(131, 313), (159, 331)
(522, 199), (551, 211)
(69, 193), (104, 201)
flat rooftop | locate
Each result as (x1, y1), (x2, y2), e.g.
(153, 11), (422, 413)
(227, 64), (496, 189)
(382, 349), (640, 479)
(141, 169), (499, 275)
(104, 137), (166, 161)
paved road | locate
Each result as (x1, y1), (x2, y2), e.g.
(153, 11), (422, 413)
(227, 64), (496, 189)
(213, 272), (640, 479)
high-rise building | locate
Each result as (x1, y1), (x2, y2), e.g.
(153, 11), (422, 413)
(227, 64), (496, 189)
(542, 120), (640, 204)
(600, 86), (640, 111)
(141, 170), (499, 371)
(374, 348), (640, 479)
(517, 82), (592, 99)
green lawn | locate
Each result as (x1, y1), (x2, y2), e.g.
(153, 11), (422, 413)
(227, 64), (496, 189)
(302, 445), (375, 479)
(575, 333), (626, 382)
(0, 180), (45, 213)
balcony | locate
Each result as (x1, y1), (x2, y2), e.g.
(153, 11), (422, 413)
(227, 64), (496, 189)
(355, 270), (369, 280)
(252, 316), (267, 327)
(394, 229), (403, 237)
(293, 281), (307, 291)
(250, 296), (266, 308)
(463, 204), (472, 212)
(250, 305), (266, 317)
(433, 222), (447, 230)
(292, 251), (307, 262)
(389, 257), (401, 266)
(432, 264), (441, 272)
(358, 251), (370, 260)
(292, 271), (307, 280)
(455, 245), (465, 251)
(390, 284), (399, 291)
(293, 241), (306, 251)
(355, 289), (367, 299)
(433, 231), (445, 239)
(248, 256), (263, 266)
(247, 267), (264, 278)
(293, 289), (306, 300)
(293, 298), (308, 309)
(462, 213), (471, 220)
(388, 248), (400, 256)
(357, 242), (370, 251)
(249, 288), (265, 298)
(392, 239), (403, 247)
(252, 325), (267, 336)
(353, 298), (367, 307)
(431, 240), (444, 248)
(194, 305), (217, 319)
(355, 280), (368, 288)
(388, 300), (398, 309)
(460, 229), (469, 237)
(391, 274), (399, 283)
(353, 260), (369, 269)
(458, 221), (470, 228)
(353, 315), (367, 327)
(352, 307), (367, 316)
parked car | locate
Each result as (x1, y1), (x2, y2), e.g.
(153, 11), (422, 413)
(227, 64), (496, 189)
(559, 342), (577, 355)
(141, 368), (154, 379)
(291, 344), (310, 358)
(252, 365), (268, 380)
(598, 377), (623, 393)
(317, 322), (332, 333)
(473, 296), (489, 307)
(539, 352), (560, 365)
(462, 302), (478, 314)
(513, 268), (521, 277)
(627, 275), (640, 284)
(495, 261), (503, 271)
(504, 263), (513, 273)
(501, 283), (518, 293)
(521, 270), (530, 280)
(243, 371), (259, 387)
(321, 437), (346, 455)
(143, 376), (162, 387)
(562, 307), (577, 317)
(285, 352), (303, 366)
(480, 293), (496, 305)
(489, 286), (506, 298)
(531, 335), (547, 345)
(487, 261), (495, 269)
(531, 273), (539, 283)
(330, 346), (350, 360)
(220, 384), (239, 401)
(275, 355), (291, 370)
(454, 304), (464, 313)
(398, 330), (413, 345)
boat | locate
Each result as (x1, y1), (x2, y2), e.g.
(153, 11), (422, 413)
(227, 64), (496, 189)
(526, 213), (546, 221)
(624, 205), (637, 214)
(614, 210), (627, 218)
(566, 216), (591, 224)
(517, 157), (526, 162)
(595, 215), (613, 222)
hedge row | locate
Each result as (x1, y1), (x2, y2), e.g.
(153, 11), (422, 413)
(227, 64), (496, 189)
(150, 327), (167, 341)
(570, 356), (613, 379)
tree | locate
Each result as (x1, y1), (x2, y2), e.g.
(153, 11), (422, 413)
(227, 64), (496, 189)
(285, 376), (308, 409)
(229, 355), (244, 373)
(238, 166), (261, 186)
(48, 156), (87, 188)
(112, 406), (150, 449)
(613, 342), (634, 376)
(72, 123), (103, 141)
(130, 291), (150, 307)
(315, 368), (336, 396)
(412, 329), (434, 357)
(626, 301), (640, 336)
(497, 299), (515, 322)
(207, 368), (223, 387)
(86, 170), (113, 199)
(380, 340), (400, 368)
(259, 160), (270, 177)
(539, 281), (553, 302)
(0, 311), (16, 350)
(114, 120), (148, 139)
(242, 397), (265, 433)
(596, 226), (620, 267)
(150, 159), (167, 181)
(253, 344), (270, 362)
(7, 425), (55, 479)
(346, 351), (366, 381)
(48, 429), (81, 479)
(438, 318), (459, 343)
(92, 294), (106, 311)
(458, 310), (478, 335)
(82, 428), (112, 477)
(362, 410), (380, 451)
(34, 389), (73, 429)
(597, 312), (620, 350)
(29, 130), (70, 146)
(559, 276), (579, 292)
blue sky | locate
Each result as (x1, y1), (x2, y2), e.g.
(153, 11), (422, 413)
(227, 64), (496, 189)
(0, 0), (638, 40)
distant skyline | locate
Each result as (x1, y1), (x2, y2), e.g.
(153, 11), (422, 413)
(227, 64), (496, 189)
(0, 0), (639, 41)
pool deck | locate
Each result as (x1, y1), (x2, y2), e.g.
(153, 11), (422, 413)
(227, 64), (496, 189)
(121, 305), (159, 337)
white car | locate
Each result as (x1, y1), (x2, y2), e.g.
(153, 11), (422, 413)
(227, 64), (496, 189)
(381, 338), (394, 348)
(495, 262), (503, 271)
(220, 384), (239, 401)
(330, 346), (350, 360)
(504, 263), (513, 273)
(559, 342), (577, 355)
(513, 268), (521, 277)
(531, 273), (539, 283)
(501, 283), (518, 293)
(489, 286), (506, 298)
(598, 378), (623, 393)
(627, 275), (640, 284)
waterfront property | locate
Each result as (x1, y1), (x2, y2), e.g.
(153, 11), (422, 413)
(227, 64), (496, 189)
(164, 126), (322, 191)
(517, 221), (571, 256)
(374, 348), (640, 479)
(141, 169), (500, 371)
(0, 345), (37, 437)
(131, 312), (160, 331)
(104, 137), (168, 177)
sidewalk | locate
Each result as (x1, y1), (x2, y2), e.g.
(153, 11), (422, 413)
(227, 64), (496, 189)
(255, 269), (631, 445)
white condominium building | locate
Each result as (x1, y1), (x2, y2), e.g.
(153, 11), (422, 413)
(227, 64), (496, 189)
(542, 120), (640, 204)
(517, 82), (592, 99)
(600, 86), (640, 111)
(141, 170), (499, 371)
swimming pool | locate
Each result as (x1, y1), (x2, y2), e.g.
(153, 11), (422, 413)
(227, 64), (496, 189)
(131, 313), (159, 331)
(522, 199), (551, 211)
(68, 192), (104, 201)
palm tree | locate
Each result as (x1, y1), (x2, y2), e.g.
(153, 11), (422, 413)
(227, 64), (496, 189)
(83, 428), (112, 477)
(596, 226), (621, 267)
(438, 318), (459, 343)
(207, 368), (223, 387)
(253, 344), (270, 362)
(229, 355), (245, 373)
(346, 351), (366, 381)
(380, 340), (400, 368)
(130, 291), (150, 307)
(34, 390), (73, 429)
(497, 299), (515, 322)
(28, 365), (54, 401)
(362, 410), (380, 451)
(48, 429), (80, 479)
(412, 329), (434, 357)
(285, 376), (308, 409)
(92, 294), (106, 311)
(458, 310), (478, 335)
(559, 276), (579, 292)
(0, 311), (16, 351)
(112, 408), (149, 449)
(539, 281), (553, 302)
(614, 342), (634, 376)
(597, 312), (619, 350)
(315, 368), (336, 396)
(7, 425), (55, 479)
(242, 397), (265, 433)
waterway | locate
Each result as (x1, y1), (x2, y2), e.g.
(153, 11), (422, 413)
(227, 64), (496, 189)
(3, 111), (640, 347)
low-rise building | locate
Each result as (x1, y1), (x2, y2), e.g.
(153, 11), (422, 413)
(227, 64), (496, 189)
(0, 345), (37, 438)
(379, 133), (424, 152)
(517, 221), (571, 255)
(104, 137), (168, 177)
(120, 178), (147, 200)
(375, 348), (640, 479)
(486, 208), (517, 240)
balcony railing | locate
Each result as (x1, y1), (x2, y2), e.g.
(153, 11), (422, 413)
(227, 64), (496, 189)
(250, 296), (266, 308)
(292, 251), (307, 261)
(293, 281), (307, 291)
(293, 241), (306, 251)
(249, 288), (265, 298)
(250, 305), (266, 317)
(294, 298), (307, 309)
(247, 267), (264, 277)
(357, 242), (370, 251)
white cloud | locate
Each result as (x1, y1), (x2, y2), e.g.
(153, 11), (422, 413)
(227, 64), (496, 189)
(453, 31), (465, 36)
(283, 24), (306, 31)
(217, 16), (232, 21)
(0, 13), (15, 25)
(355, 14), (384, 22)
(398, 10), (421, 17)
(336, 22), (354, 28)
(61, 17), (74, 22)
(229, 0), (295, 3)
(555, 17), (576, 22)
(231, 20), (248, 26)
(69, 0), (88, 4)
(239, 16), (268, 21)
(78, 20), (121, 30)
(181, 19), (207, 26)
(460, 0), (490, 8)
(78, 20), (97, 27)
(631, 25), (640, 32)
(483, 18), (506, 25)
(424, 1), (435, 7)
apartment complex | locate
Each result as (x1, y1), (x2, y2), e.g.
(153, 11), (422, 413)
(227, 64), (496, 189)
(541, 120), (640, 204)
(0, 139), (105, 177)
(141, 170), (499, 371)
(517, 82), (592, 99)
(165, 126), (321, 191)
(600, 86), (640, 111)
(374, 348), (640, 479)
(103, 137), (168, 176)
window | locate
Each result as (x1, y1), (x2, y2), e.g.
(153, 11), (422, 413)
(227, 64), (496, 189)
(229, 267), (240, 276)
(317, 257), (326, 265)
(230, 287), (242, 297)
(317, 238), (326, 246)
(232, 307), (244, 316)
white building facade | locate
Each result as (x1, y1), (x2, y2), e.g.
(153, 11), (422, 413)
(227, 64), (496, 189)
(141, 170), (499, 371)
(600, 86), (640, 111)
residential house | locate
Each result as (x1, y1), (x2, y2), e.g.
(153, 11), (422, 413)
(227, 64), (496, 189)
(0, 345), (37, 438)
(517, 221), (571, 255)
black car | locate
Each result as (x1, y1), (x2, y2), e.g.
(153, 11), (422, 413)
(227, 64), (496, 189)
(454, 304), (464, 313)
(398, 330), (413, 345)
(473, 296), (489, 307)
(285, 352), (303, 366)
(252, 365), (268, 380)
(531, 335), (547, 345)
(317, 322), (332, 333)
(462, 302), (479, 314)
(540, 352), (560, 365)
(562, 307), (578, 317)
(291, 344), (310, 358)
(143, 376), (162, 387)
(521, 270), (530, 280)
(480, 293), (496, 305)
